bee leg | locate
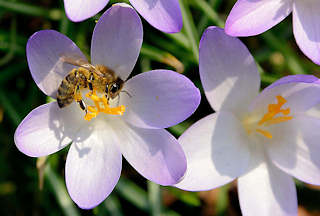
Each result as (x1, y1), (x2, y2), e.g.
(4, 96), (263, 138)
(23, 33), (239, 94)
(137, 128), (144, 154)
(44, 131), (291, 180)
(88, 73), (94, 94)
(75, 84), (87, 113)
(77, 100), (87, 114)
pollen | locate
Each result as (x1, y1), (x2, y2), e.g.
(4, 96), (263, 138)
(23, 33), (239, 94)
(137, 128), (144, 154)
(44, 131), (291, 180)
(84, 90), (125, 121)
(243, 95), (293, 139)
(258, 95), (292, 126)
(255, 129), (272, 139)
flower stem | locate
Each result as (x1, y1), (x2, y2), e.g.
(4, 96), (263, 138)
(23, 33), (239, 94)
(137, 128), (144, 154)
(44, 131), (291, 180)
(148, 181), (162, 216)
(45, 165), (80, 216)
(179, 0), (199, 63)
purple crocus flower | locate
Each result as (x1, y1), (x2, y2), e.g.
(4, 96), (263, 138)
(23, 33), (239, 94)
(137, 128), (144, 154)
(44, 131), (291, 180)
(14, 3), (200, 209)
(63, 0), (182, 33)
(225, 0), (320, 65)
(175, 26), (320, 215)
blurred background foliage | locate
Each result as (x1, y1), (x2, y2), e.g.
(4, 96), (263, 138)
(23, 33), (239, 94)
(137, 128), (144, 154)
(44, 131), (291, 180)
(1, 0), (320, 215)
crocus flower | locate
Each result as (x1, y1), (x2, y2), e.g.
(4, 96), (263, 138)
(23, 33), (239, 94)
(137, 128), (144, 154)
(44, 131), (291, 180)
(175, 26), (320, 215)
(15, 3), (200, 209)
(63, 0), (182, 33)
(225, 0), (320, 65)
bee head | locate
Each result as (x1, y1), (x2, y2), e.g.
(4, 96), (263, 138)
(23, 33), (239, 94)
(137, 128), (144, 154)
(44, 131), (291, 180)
(105, 77), (124, 99)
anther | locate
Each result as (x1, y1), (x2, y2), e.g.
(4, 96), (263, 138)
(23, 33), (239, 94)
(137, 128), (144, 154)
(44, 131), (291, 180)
(83, 90), (126, 121)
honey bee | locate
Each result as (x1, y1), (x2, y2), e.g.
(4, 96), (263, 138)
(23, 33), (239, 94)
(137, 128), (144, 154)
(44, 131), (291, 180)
(57, 56), (124, 113)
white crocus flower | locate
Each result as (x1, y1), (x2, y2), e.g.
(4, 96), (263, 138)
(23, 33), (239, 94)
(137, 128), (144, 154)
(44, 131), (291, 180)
(176, 26), (320, 216)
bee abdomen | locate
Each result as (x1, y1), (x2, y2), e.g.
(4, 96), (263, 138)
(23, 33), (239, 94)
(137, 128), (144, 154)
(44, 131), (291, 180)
(56, 69), (88, 109)
(57, 96), (74, 108)
(57, 78), (76, 108)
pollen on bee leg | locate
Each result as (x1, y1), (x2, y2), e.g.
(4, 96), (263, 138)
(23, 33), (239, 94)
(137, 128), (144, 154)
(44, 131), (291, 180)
(74, 87), (83, 102)
(84, 106), (98, 121)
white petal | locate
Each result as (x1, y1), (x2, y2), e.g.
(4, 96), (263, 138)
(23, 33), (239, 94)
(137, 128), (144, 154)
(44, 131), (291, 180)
(64, 0), (109, 22)
(129, 0), (182, 33)
(225, 0), (292, 36)
(293, 0), (320, 65)
(250, 81), (320, 115)
(91, 3), (143, 80)
(238, 149), (297, 216)
(14, 102), (87, 157)
(120, 70), (200, 129)
(268, 114), (320, 185)
(112, 119), (186, 185)
(66, 122), (122, 209)
(199, 27), (260, 116)
(175, 112), (251, 191)
(26, 30), (87, 98)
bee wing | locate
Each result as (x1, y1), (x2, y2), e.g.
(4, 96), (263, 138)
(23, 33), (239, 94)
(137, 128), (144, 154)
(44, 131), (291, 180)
(60, 55), (89, 66)
(60, 55), (105, 78)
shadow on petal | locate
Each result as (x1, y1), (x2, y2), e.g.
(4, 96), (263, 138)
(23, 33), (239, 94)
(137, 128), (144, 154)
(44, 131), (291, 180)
(210, 112), (251, 179)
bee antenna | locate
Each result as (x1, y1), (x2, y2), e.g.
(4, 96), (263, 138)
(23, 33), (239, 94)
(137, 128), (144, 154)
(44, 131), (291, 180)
(121, 90), (132, 98)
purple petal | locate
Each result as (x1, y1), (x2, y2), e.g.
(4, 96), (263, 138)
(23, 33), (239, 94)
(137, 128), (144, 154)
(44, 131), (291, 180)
(267, 115), (320, 185)
(238, 158), (297, 216)
(225, 0), (292, 36)
(27, 30), (87, 98)
(250, 76), (320, 114)
(64, 0), (109, 22)
(14, 102), (87, 157)
(293, 0), (320, 65)
(120, 70), (200, 129)
(91, 3), (143, 81)
(129, 0), (182, 33)
(113, 119), (186, 185)
(65, 124), (122, 209)
(200, 27), (260, 117)
(263, 74), (320, 91)
(175, 112), (251, 191)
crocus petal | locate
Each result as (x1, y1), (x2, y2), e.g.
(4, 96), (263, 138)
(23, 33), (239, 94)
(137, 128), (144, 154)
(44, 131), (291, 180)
(27, 30), (87, 98)
(200, 27), (260, 116)
(250, 78), (320, 115)
(14, 102), (87, 157)
(293, 0), (320, 65)
(175, 112), (250, 191)
(238, 156), (297, 216)
(91, 3), (143, 81)
(225, 0), (292, 36)
(267, 115), (320, 185)
(65, 122), (122, 209)
(263, 74), (320, 91)
(120, 70), (200, 129)
(64, 0), (109, 22)
(113, 119), (186, 185)
(129, 0), (182, 33)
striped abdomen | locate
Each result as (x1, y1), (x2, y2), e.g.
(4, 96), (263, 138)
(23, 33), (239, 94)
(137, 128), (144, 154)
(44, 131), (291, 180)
(57, 69), (87, 108)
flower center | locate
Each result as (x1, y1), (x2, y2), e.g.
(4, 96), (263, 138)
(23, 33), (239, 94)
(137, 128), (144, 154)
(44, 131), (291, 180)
(83, 90), (125, 121)
(243, 95), (293, 139)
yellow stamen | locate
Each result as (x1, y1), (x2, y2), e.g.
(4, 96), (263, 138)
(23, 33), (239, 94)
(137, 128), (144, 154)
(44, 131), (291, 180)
(254, 95), (292, 139)
(264, 116), (293, 126)
(83, 90), (125, 121)
(258, 95), (292, 125)
(255, 129), (273, 139)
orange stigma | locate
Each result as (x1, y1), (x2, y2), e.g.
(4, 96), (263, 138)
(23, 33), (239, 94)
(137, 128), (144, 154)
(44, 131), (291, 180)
(84, 90), (125, 121)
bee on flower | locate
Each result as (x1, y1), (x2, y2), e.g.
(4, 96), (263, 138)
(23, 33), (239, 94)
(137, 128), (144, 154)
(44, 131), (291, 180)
(175, 26), (320, 216)
(14, 3), (200, 209)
